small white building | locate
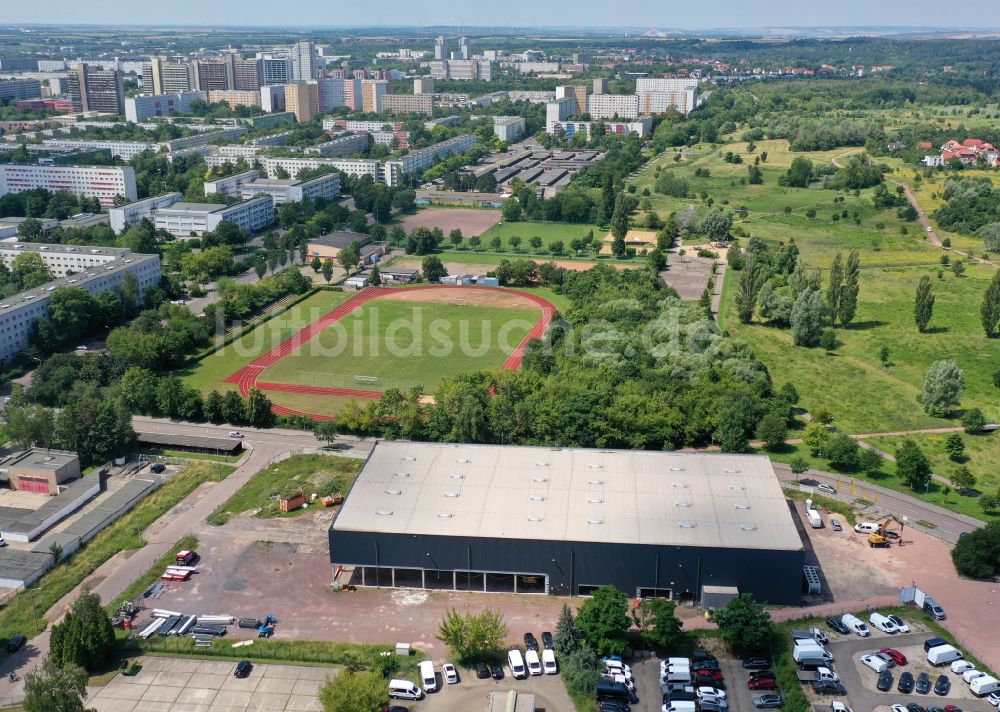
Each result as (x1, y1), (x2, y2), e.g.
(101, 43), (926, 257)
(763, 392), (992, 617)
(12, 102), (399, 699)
(344, 275), (369, 290)
(152, 196), (274, 237)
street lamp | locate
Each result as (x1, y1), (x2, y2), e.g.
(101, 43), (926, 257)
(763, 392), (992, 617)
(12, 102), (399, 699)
(29, 587), (43, 632)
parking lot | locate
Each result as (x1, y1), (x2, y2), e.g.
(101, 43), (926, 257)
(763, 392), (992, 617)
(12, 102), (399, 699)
(403, 667), (575, 712)
(86, 656), (332, 712)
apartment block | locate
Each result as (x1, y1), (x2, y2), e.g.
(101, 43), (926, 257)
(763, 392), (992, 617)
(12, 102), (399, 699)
(292, 40), (316, 82)
(260, 85), (286, 113)
(125, 91), (207, 122)
(284, 82), (319, 123)
(323, 119), (403, 133)
(207, 89), (261, 109)
(549, 117), (653, 139)
(635, 77), (698, 115)
(318, 78), (360, 112)
(593, 78), (608, 95)
(202, 171), (261, 198)
(152, 196), (274, 237)
(382, 94), (434, 116)
(361, 80), (388, 113)
(108, 192), (183, 233)
(545, 97), (577, 129)
(369, 130), (410, 148)
(145, 58), (194, 94)
(413, 77), (435, 94)
(0, 80), (43, 102)
(0, 164), (137, 207)
(41, 138), (157, 161)
(304, 134), (370, 157)
(429, 60), (492, 81)
(493, 116), (526, 143)
(587, 93), (639, 120)
(260, 56), (292, 86)
(69, 64), (125, 115)
(238, 173), (341, 204)
(383, 134), (476, 186)
(0, 244), (160, 362)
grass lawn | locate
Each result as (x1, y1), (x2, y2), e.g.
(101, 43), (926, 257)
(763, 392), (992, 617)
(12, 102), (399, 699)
(862, 430), (1000, 503)
(135, 448), (244, 463)
(207, 454), (360, 525)
(0, 462), (233, 658)
(180, 290), (353, 394)
(258, 297), (540, 393)
(721, 252), (1000, 435)
(476, 220), (604, 254)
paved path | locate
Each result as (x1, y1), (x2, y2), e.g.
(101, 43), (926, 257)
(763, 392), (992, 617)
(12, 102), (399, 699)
(0, 419), (373, 703)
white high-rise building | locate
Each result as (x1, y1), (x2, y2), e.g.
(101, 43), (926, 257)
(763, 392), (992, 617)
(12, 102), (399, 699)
(457, 37), (470, 60)
(0, 164), (137, 207)
(635, 77), (699, 115)
(587, 93), (640, 120)
(291, 40), (315, 82)
(434, 36), (447, 61)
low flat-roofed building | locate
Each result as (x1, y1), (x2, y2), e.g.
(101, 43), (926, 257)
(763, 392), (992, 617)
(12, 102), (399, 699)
(329, 442), (804, 603)
(152, 196), (274, 237)
(108, 192), (183, 234)
(136, 431), (244, 456)
(239, 173), (341, 205)
(1, 448), (80, 495)
(307, 230), (390, 263)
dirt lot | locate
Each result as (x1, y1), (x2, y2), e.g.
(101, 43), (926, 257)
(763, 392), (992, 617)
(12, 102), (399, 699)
(400, 208), (502, 237)
(87, 656), (332, 712)
(406, 669), (574, 712)
(135, 522), (571, 659)
(661, 250), (716, 300)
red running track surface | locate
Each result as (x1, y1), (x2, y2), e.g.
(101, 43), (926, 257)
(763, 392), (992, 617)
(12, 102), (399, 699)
(223, 285), (556, 420)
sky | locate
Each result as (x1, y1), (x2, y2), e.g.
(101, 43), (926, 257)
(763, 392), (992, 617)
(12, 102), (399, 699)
(8, 0), (1000, 30)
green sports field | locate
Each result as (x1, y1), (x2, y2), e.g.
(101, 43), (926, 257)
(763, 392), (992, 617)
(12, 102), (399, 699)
(259, 297), (541, 393)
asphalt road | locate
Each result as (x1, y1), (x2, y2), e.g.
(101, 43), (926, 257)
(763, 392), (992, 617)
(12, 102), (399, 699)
(773, 462), (983, 544)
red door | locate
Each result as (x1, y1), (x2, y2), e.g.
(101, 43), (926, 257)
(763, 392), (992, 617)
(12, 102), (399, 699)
(17, 476), (49, 494)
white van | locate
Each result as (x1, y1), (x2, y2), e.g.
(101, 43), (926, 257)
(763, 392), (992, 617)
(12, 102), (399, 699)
(963, 669), (987, 684)
(926, 644), (963, 666)
(388, 679), (423, 700)
(970, 675), (1000, 697)
(951, 660), (975, 674)
(508, 649), (527, 679)
(418, 660), (437, 692)
(869, 612), (899, 634)
(542, 649), (557, 674)
(525, 649), (542, 676)
(854, 522), (880, 534)
(841, 613), (870, 637)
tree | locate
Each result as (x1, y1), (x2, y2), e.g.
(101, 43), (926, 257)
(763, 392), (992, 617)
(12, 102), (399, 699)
(633, 598), (684, 649)
(321, 259), (334, 284)
(554, 602), (585, 656)
(826, 252), (844, 324)
(915, 275), (935, 333)
(204, 391), (224, 423)
(50, 589), (116, 671)
(49, 287), (99, 342)
(982, 271), (1000, 337)
(921, 359), (965, 417)
(23, 656), (88, 712)
(713, 593), (775, 655)
(648, 247), (667, 272)
(735, 256), (766, 324)
(318, 670), (388, 712)
(950, 465), (976, 491)
(950, 521), (1000, 579)
(49, 541), (64, 564)
(575, 585), (630, 656)
(839, 250), (860, 327)
(790, 457), (810, 475)
(370, 264), (382, 286)
(701, 208), (733, 243)
(314, 419), (339, 445)
(859, 447), (884, 474)
(529, 235), (543, 251)
(449, 228), (463, 248)
(825, 432), (860, 471)
(436, 608), (510, 665)
(962, 407), (987, 433)
(310, 255), (322, 272)
(803, 422), (831, 457)
(598, 172), (615, 226)
(421, 255), (447, 282)
(779, 156), (814, 188)
(755, 412), (788, 451)
(469, 236), (481, 250)
(509, 235), (522, 251)
(337, 242), (361, 275)
(790, 288), (825, 347)
(610, 194), (630, 256)
(221, 390), (246, 425)
(501, 198), (522, 222)
(244, 388), (274, 428)
(819, 328), (837, 353)
(16, 217), (44, 241)
(945, 433), (965, 461)
(896, 439), (932, 491)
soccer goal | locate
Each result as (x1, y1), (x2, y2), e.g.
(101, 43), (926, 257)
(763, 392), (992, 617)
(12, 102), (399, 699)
(447, 297), (467, 305)
(353, 375), (378, 385)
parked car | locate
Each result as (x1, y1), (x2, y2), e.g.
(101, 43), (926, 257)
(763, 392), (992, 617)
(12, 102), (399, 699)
(861, 654), (889, 673)
(749, 670), (776, 680)
(541, 631), (553, 650)
(875, 652), (897, 668)
(753, 694), (782, 709)
(989, 693), (1000, 706)
(692, 650), (717, 663)
(906, 704), (927, 712)
(228, 431), (244, 438)
(891, 706), (909, 712)
(234, 661), (252, 678)
(934, 675), (950, 696)
(826, 617), (851, 634)
(817, 483), (838, 495)
(878, 669), (894, 691)
(812, 680), (847, 695)
(915, 672), (932, 694)
(898, 671), (915, 693)
(881, 648), (908, 666)
(382, 707), (409, 712)
(524, 632), (538, 651)
(747, 678), (777, 690)
(924, 637), (948, 652)
(150, 462), (166, 474)
(6, 635), (26, 653)
(831, 519), (843, 531)
(887, 614), (910, 633)
(490, 663), (504, 680)
(742, 657), (770, 669)
(943, 705), (964, 712)
(597, 701), (630, 712)
(475, 662), (490, 679)
(832, 703), (853, 712)
(442, 663), (458, 684)
(692, 659), (720, 671)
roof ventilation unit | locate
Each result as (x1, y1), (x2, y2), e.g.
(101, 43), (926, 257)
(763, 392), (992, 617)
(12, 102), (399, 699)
(679, 520), (697, 528)
(587, 517), (604, 525)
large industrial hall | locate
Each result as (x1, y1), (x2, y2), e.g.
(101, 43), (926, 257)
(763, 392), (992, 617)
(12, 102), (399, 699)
(328, 442), (806, 604)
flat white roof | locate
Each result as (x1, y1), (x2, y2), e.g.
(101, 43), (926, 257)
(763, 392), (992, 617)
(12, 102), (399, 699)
(332, 442), (802, 551)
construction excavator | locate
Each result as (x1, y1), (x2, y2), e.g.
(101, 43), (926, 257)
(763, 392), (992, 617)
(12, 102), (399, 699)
(869, 514), (906, 548)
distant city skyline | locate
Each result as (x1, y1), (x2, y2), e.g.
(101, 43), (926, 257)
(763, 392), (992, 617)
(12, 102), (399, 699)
(6, 0), (1000, 30)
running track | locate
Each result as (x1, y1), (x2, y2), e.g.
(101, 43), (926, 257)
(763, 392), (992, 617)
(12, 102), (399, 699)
(224, 285), (556, 419)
